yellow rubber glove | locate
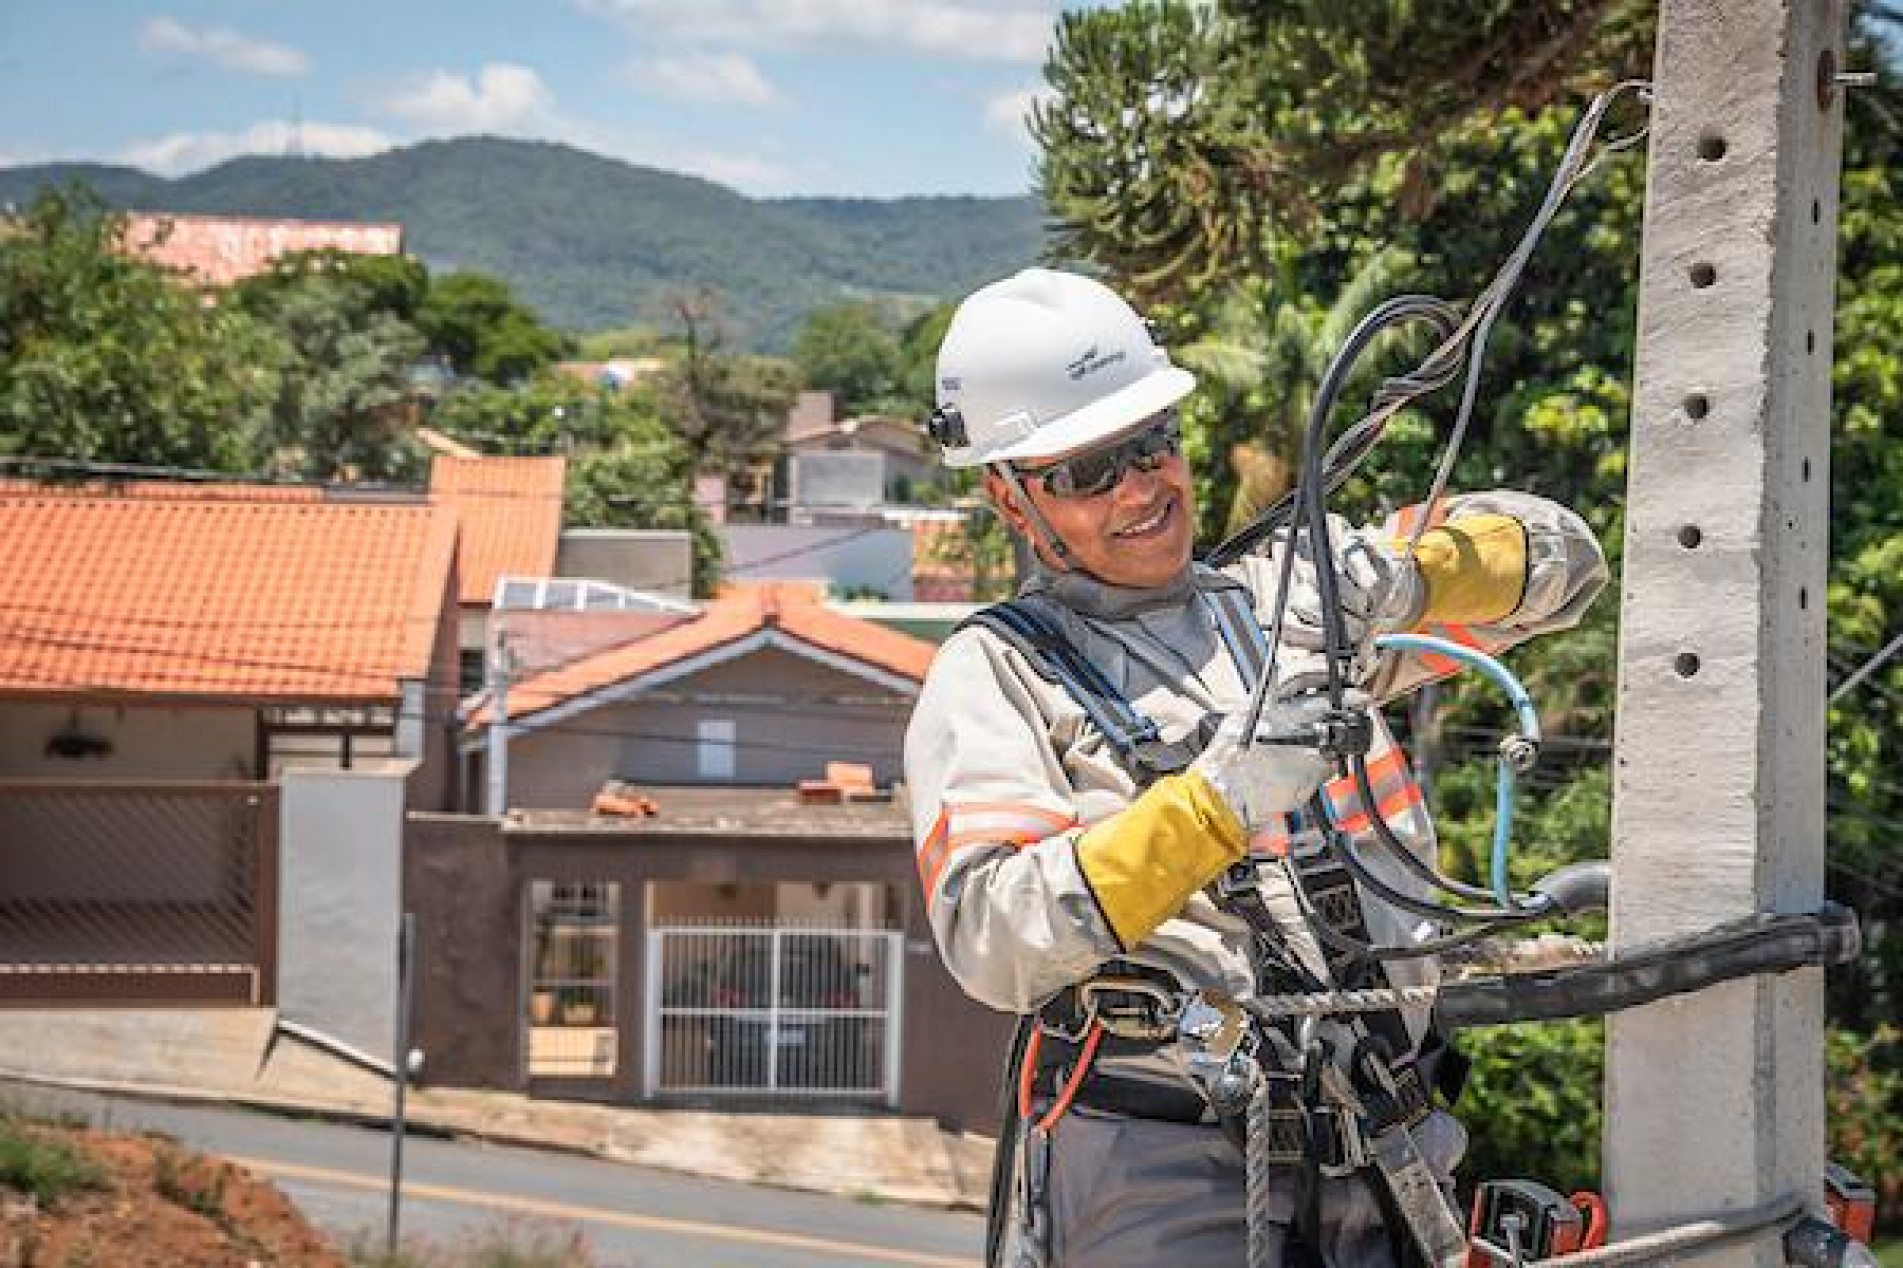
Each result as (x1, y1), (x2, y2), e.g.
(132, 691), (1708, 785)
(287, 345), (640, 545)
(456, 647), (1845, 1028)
(1073, 770), (1244, 951)
(1409, 512), (1528, 625)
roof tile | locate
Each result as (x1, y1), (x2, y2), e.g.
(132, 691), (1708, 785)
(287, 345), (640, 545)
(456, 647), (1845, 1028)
(479, 582), (934, 724)
(0, 496), (457, 701)
(428, 456), (568, 606)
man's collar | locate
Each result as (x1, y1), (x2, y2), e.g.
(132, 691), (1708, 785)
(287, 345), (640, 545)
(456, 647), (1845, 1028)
(1020, 558), (1199, 618)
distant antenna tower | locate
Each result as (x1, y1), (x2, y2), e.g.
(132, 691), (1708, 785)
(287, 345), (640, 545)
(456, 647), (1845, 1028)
(286, 96), (306, 158)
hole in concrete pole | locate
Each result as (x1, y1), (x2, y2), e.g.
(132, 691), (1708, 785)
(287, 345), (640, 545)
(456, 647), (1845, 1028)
(1800, 587), (1809, 610)
(1697, 133), (1727, 162)
(1674, 652), (1702, 679)
(1677, 525), (1703, 549)
(1807, 330), (1817, 354)
(1817, 47), (1838, 111)
(1803, 457), (1812, 482)
(1684, 393), (1711, 421)
(1689, 262), (1718, 289)
(1813, 199), (1822, 225)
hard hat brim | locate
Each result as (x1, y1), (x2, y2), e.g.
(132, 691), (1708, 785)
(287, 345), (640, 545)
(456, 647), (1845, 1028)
(979, 365), (1197, 468)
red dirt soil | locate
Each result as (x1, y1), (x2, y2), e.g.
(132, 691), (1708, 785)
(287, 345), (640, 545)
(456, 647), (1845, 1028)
(1, 1120), (344, 1267)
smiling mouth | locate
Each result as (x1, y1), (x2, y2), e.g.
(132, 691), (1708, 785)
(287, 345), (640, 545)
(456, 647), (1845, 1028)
(1113, 498), (1175, 538)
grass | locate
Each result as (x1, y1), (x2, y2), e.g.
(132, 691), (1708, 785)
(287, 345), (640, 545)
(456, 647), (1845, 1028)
(0, 1114), (107, 1206)
(150, 1141), (227, 1220)
(1875, 1241), (1902, 1268)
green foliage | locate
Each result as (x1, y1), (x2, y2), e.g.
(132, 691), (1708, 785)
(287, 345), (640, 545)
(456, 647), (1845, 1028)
(418, 272), (570, 384)
(150, 1141), (226, 1219)
(646, 288), (801, 468)
(0, 1114), (106, 1206)
(1828, 1025), (1903, 1234)
(229, 249), (428, 481)
(1038, 0), (1903, 1200)
(0, 186), (277, 470)
(0, 138), (1048, 350)
(430, 375), (722, 596)
(792, 301), (902, 416)
(1455, 1019), (1604, 1195)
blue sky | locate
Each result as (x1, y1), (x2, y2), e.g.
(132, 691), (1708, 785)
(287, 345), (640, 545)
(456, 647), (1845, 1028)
(0, 1), (1090, 197)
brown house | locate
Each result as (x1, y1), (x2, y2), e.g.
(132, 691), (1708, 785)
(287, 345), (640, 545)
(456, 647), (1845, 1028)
(413, 580), (1012, 1125)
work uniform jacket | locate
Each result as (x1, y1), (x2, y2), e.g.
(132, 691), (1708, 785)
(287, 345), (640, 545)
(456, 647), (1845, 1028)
(906, 491), (1608, 1022)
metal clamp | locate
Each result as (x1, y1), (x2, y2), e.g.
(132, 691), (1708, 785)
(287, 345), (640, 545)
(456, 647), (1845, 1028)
(1077, 975), (1182, 1041)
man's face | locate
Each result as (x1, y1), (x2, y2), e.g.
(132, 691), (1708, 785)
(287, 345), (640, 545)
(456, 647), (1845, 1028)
(987, 413), (1197, 589)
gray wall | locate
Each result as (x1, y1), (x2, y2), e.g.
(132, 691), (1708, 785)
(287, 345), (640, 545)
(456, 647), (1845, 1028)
(280, 763), (409, 1059)
(504, 647), (912, 808)
(0, 702), (255, 778)
(719, 525), (913, 601)
(557, 529), (695, 599)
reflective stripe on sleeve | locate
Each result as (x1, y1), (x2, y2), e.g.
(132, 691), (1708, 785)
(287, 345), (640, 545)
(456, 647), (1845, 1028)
(916, 801), (1078, 897)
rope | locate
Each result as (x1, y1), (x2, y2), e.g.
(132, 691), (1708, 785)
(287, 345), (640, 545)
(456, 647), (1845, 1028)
(1245, 1059), (1275, 1268)
(1244, 985), (1445, 1019)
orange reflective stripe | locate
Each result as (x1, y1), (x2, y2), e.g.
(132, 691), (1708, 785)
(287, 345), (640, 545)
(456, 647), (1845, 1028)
(916, 810), (954, 895)
(1391, 499), (1447, 539)
(1332, 780), (1425, 834)
(918, 801), (1078, 899)
(1248, 813), (1296, 859)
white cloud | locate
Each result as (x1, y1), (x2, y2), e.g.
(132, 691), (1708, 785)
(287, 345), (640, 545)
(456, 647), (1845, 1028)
(138, 17), (309, 76)
(118, 121), (392, 176)
(380, 64), (557, 133)
(579, 0), (1059, 63)
(632, 52), (781, 106)
(985, 83), (1054, 143)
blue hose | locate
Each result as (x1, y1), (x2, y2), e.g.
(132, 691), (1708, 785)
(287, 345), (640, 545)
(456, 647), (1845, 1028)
(1374, 633), (1543, 909)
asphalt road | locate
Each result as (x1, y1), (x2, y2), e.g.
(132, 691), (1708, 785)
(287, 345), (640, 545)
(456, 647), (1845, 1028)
(5, 1085), (985, 1267)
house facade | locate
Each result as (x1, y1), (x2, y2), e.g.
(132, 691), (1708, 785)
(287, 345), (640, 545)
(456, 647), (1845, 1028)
(0, 489), (460, 1022)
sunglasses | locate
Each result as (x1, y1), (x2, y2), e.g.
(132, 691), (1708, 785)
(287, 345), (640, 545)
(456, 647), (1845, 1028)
(1020, 411), (1183, 499)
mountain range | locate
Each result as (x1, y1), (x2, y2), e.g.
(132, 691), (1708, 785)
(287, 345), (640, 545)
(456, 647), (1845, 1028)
(0, 137), (1048, 349)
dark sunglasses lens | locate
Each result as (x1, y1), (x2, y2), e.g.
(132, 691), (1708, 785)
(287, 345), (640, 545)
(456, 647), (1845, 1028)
(1047, 449), (1121, 497)
(1037, 416), (1179, 498)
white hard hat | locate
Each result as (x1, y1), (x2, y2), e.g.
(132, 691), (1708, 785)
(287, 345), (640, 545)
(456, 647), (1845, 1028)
(928, 268), (1196, 469)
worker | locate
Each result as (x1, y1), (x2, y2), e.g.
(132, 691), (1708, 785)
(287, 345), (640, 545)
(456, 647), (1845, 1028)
(904, 267), (1609, 1267)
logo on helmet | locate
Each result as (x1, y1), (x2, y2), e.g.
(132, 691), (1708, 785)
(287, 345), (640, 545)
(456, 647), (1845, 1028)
(1065, 344), (1127, 381)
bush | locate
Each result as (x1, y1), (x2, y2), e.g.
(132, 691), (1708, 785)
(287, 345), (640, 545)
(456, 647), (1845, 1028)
(1455, 1017), (1604, 1196)
(0, 1115), (107, 1205)
(1828, 1024), (1903, 1236)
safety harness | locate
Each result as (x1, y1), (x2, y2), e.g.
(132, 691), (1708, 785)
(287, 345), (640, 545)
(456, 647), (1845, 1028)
(967, 574), (1469, 1268)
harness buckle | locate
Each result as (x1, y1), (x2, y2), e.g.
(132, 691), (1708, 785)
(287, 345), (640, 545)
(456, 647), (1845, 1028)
(1077, 975), (1182, 1041)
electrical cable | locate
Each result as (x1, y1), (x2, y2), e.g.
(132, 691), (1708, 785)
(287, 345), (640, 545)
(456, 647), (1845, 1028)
(1222, 82), (1652, 948)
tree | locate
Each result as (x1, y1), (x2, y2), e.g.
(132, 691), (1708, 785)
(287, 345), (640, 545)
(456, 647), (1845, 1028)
(431, 375), (723, 595)
(0, 186), (277, 471)
(792, 301), (903, 415)
(229, 250), (429, 481)
(647, 287), (801, 469)
(1032, 0), (1903, 1212)
(416, 271), (570, 384)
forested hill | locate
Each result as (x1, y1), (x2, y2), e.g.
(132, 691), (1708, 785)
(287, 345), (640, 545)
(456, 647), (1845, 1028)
(0, 137), (1046, 347)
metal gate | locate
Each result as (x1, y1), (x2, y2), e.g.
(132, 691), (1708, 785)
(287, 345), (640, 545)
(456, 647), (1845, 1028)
(0, 781), (278, 1004)
(644, 925), (902, 1104)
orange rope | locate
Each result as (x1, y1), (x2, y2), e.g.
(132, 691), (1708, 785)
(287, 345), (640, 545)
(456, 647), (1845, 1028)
(1018, 1020), (1105, 1135)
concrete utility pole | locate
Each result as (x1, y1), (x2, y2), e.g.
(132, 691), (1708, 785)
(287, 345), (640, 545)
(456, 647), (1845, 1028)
(484, 628), (514, 817)
(1605, 1), (1848, 1262)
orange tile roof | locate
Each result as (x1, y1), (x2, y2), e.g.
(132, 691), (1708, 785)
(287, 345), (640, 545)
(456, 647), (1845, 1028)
(428, 456), (568, 606)
(123, 212), (404, 288)
(478, 581), (934, 725)
(0, 496), (457, 702)
(0, 476), (328, 502)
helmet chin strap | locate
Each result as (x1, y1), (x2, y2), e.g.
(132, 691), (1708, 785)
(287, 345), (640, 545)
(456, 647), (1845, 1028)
(992, 464), (1076, 569)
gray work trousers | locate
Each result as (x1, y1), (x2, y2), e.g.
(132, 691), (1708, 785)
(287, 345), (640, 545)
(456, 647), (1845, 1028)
(1015, 1107), (1467, 1268)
